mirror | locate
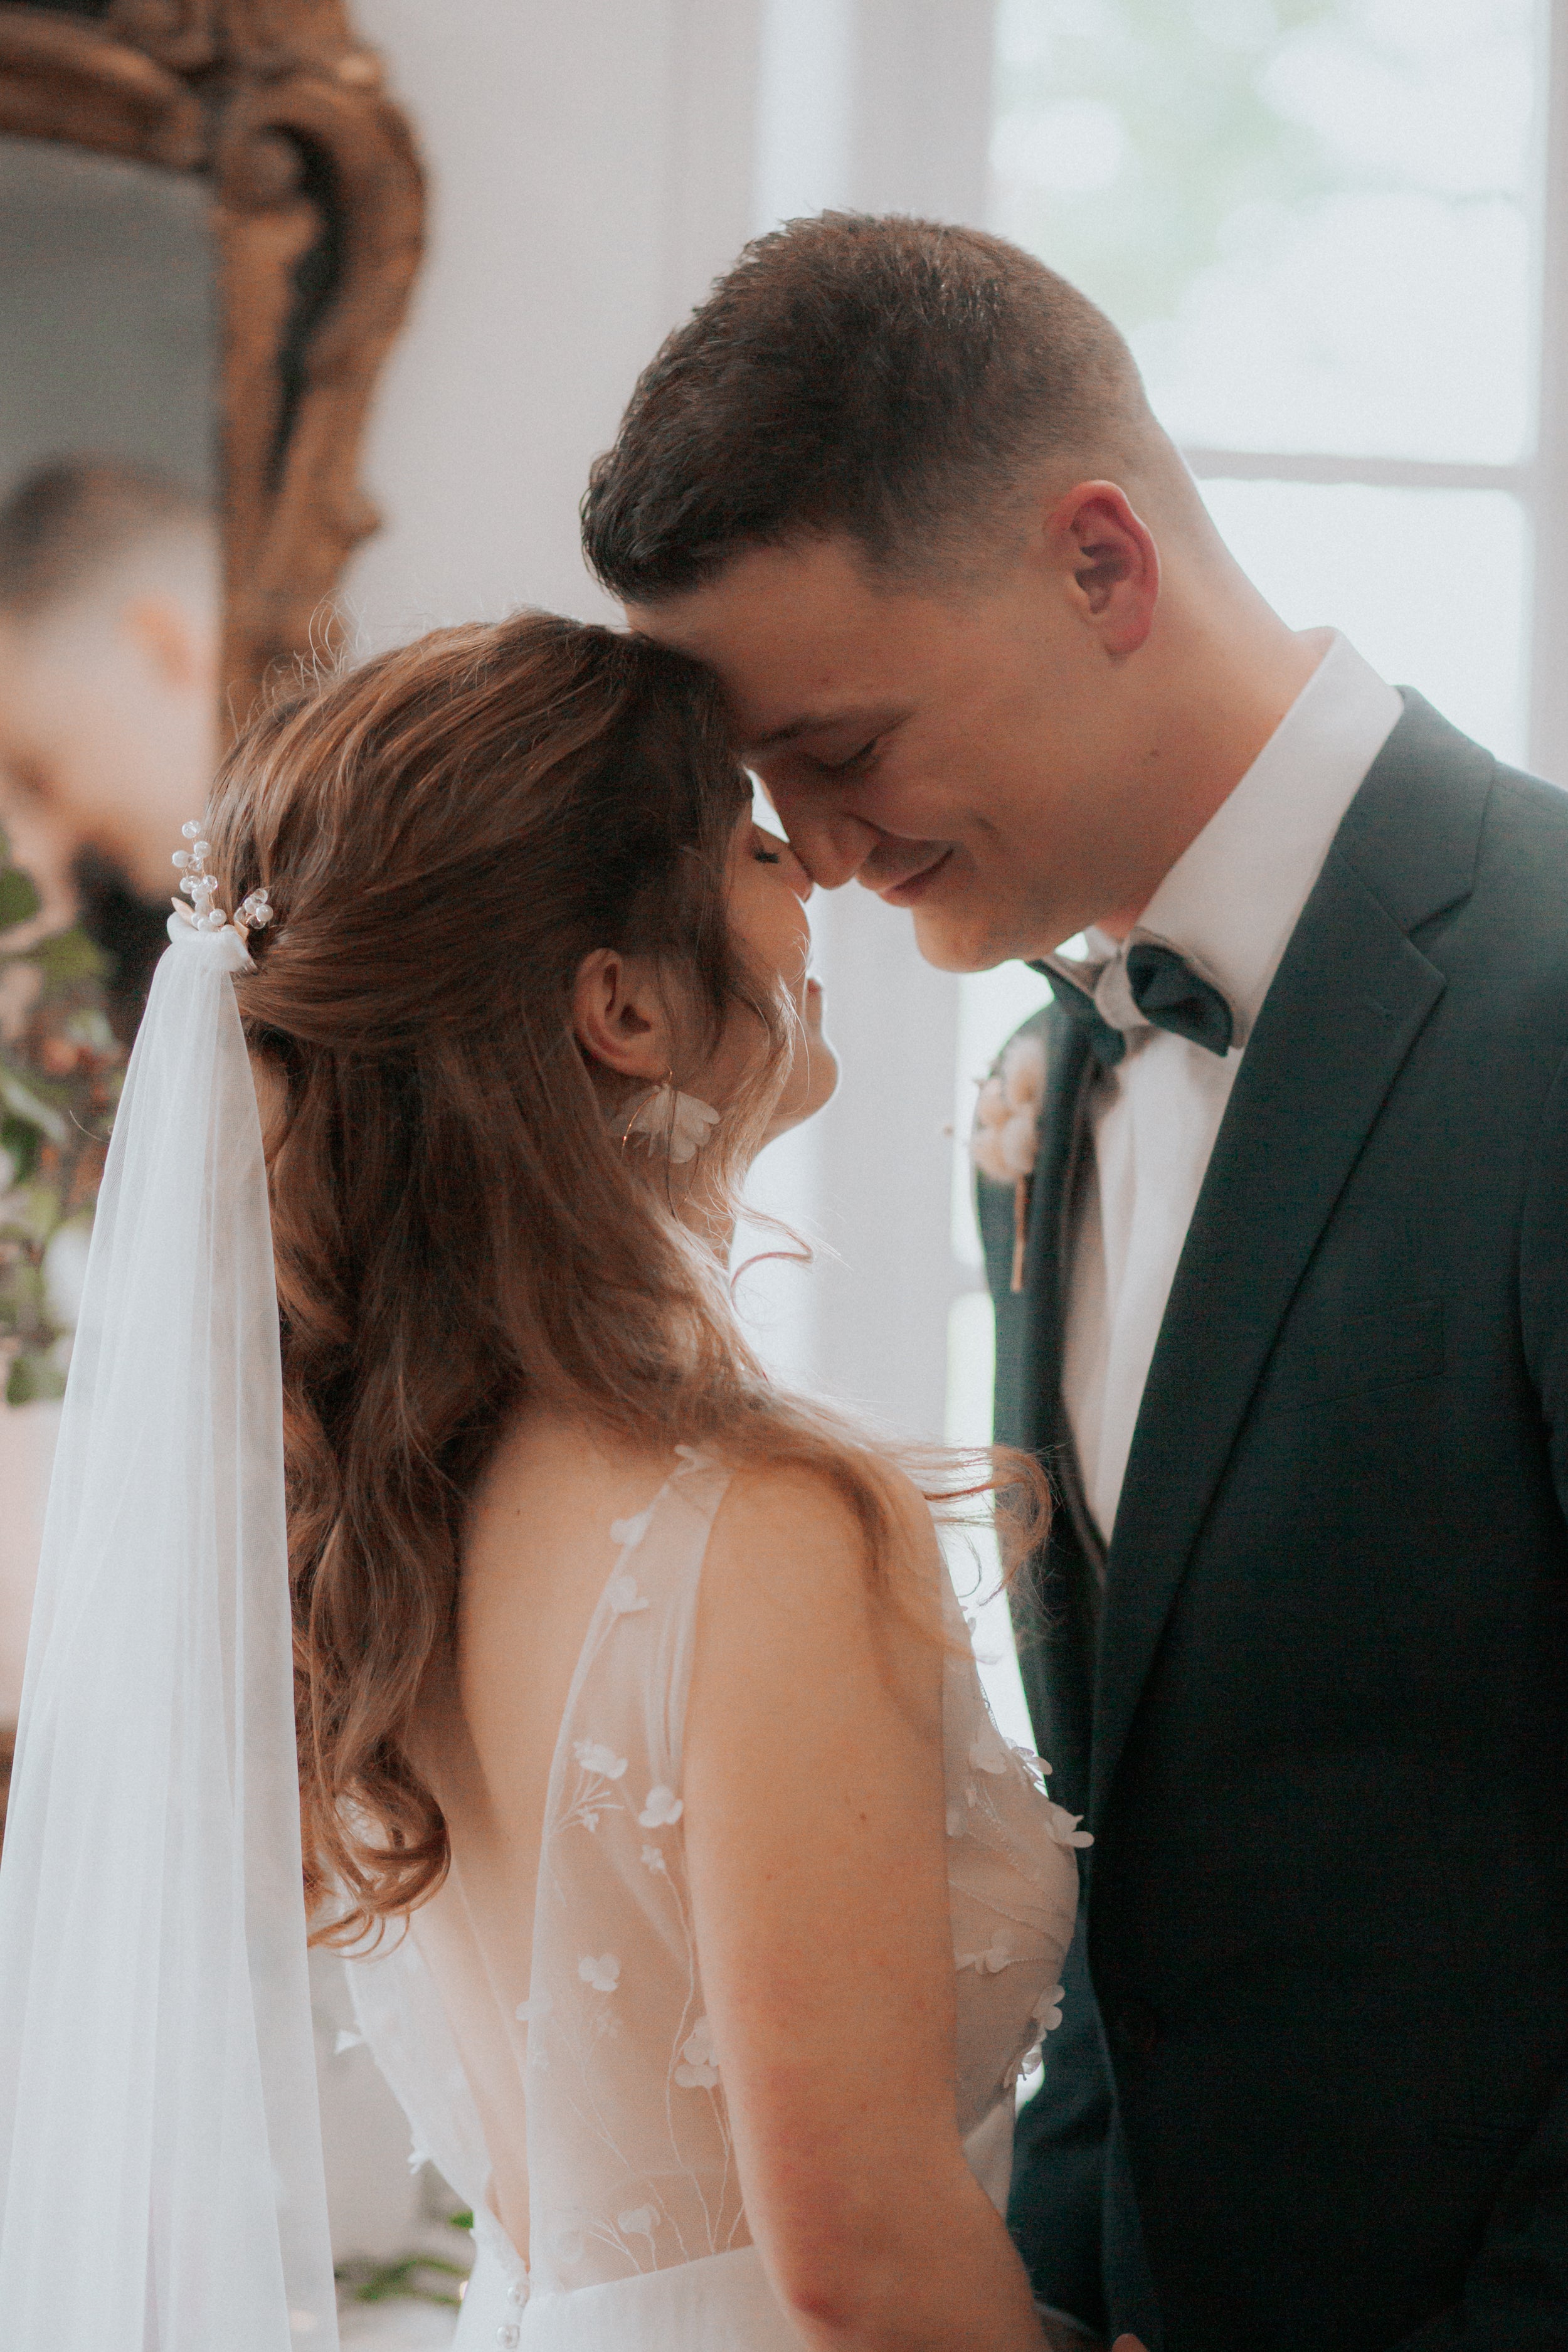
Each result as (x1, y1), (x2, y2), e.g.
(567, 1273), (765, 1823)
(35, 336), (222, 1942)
(0, 0), (423, 1728)
(0, 135), (220, 1023)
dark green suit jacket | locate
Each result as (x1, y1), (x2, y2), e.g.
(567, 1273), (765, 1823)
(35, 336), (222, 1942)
(982, 696), (1568, 2351)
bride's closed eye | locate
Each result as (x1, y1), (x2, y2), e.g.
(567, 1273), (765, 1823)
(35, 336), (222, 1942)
(751, 832), (783, 866)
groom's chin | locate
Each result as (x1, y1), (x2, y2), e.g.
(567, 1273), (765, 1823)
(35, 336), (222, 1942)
(908, 900), (1001, 975)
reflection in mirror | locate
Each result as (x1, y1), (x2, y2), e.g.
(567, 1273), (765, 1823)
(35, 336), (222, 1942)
(0, 135), (219, 1027)
(0, 135), (219, 1729)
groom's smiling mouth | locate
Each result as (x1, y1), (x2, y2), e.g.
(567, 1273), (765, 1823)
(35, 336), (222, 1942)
(864, 842), (954, 905)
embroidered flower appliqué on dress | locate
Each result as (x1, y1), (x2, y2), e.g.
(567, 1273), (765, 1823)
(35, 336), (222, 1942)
(578, 1953), (620, 1993)
(1045, 1801), (1093, 1849)
(674, 2016), (719, 2090)
(638, 1785), (683, 1828)
(1033, 1982), (1065, 2033)
(956, 1937), (1017, 1975)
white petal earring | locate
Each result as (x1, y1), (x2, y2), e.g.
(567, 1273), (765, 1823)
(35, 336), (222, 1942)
(618, 1074), (721, 1163)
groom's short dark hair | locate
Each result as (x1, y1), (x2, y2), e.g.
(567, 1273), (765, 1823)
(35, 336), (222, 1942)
(581, 212), (1148, 602)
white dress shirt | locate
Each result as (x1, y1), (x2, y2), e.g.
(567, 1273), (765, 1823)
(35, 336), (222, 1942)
(1053, 631), (1404, 1545)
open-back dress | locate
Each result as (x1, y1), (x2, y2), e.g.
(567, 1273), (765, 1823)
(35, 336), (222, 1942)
(349, 1449), (1084, 2351)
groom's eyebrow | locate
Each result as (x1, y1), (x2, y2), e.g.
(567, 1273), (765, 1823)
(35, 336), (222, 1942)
(746, 704), (904, 752)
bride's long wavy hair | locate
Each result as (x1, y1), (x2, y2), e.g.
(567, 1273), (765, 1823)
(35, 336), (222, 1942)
(207, 611), (1044, 1944)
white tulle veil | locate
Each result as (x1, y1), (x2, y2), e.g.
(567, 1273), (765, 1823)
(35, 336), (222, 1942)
(0, 909), (338, 2348)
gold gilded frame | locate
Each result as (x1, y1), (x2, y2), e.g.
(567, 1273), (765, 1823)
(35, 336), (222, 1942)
(0, 0), (425, 727)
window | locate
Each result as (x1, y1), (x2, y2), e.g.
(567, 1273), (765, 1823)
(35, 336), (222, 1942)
(948, 0), (1561, 1728)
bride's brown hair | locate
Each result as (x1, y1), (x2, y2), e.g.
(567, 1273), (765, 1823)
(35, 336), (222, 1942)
(208, 610), (1043, 1944)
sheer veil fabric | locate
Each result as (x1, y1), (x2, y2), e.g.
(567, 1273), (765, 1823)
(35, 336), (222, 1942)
(0, 918), (337, 2350)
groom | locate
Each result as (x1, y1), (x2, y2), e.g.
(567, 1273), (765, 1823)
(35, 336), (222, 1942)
(582, 213), (1568, 2351)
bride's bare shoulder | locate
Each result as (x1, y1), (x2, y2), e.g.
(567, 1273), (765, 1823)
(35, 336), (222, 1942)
(464, 1409), (677, 1569)
(702, 1450), (945, 1653)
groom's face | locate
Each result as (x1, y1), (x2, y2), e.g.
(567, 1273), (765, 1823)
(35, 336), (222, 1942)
(625, 522), (1155, 971)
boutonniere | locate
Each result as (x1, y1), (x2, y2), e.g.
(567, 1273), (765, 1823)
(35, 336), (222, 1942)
(972, 1032), (1046, 1294)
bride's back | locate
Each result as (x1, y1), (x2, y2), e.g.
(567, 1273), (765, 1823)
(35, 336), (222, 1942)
(407, 1413), (684, 2260)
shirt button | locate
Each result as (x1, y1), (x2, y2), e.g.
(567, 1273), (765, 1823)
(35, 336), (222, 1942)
(497, 2326), (521, 2349)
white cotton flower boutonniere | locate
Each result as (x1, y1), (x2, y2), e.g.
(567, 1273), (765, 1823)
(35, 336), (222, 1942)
(971, 1032), (1046, 1185)
(970, 1031), (1046, 1293)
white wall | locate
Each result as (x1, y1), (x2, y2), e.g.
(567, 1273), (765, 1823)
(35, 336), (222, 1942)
(346, 0), (765, 637)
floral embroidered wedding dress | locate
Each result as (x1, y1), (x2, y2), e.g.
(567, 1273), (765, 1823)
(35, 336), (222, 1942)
(349, 1449), (1084, 2350)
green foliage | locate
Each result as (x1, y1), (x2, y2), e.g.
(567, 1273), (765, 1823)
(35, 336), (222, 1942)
(334, 2252), (471, 2309)
(0, 869), (40, 933)
(0, 825), (125, 1406)
(993, 0), (1365, 334)
(332, 2209), (475, 2312)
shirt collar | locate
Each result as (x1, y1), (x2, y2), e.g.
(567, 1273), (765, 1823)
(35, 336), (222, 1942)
(1048, 631), (1403, 1049)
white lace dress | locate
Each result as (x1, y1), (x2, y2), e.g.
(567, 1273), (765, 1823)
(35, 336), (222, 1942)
(349, 1449), (1084, 2350)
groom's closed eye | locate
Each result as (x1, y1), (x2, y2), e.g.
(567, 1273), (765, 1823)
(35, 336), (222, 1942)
(803, 733), (886, 780)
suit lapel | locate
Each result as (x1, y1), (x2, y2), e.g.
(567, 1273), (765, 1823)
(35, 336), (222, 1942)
(1086, 701), (1489, 1828)
(1015, 1010), (1093, 1461)
(1005, 1014), (1103, 1813)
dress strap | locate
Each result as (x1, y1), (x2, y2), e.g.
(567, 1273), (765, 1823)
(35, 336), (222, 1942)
(567, 1446), (733, 1800)
(521, 1447), (740, 2293)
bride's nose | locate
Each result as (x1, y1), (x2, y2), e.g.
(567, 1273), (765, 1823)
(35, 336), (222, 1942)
(779, 840), (814, 902)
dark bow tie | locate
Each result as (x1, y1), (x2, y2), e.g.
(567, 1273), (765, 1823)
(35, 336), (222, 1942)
(1030, 940), (1234, 1069)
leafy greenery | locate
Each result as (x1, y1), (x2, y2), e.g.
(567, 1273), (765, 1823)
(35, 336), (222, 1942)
(992, 0), (1370, 335)
(335, 2252), (471, 2309)
(334, 2212), (475, 2311)
(0, 825), (125, 1406)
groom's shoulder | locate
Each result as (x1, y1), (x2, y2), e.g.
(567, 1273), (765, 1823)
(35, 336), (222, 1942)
(1384, 719), (1568, 1088)
(1363, 697), (1568, 992)
(1466, 751), (1568, 977)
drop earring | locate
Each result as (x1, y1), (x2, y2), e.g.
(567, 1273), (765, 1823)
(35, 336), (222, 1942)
(618, 1073), (721, 1164)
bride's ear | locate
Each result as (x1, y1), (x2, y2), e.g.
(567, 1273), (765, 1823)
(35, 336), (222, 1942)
(572, 948), (675, 1081)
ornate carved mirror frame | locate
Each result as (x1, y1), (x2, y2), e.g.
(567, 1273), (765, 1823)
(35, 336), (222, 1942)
(0, 0), (425, 728)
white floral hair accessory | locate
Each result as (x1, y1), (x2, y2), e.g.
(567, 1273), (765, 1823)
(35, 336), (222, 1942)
(971, 1031), (1046, 1293)
(619, 1082), (720, 1164)
(171, 820), (274, 942)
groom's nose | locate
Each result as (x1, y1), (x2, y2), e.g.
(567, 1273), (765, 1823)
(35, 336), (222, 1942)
(763, 786), (882, 889)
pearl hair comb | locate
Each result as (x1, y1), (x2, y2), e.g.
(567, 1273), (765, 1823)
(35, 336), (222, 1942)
(171, 819), (274, 940)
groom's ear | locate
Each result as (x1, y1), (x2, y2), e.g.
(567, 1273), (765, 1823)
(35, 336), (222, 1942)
(1046, 480), (1160, 658)
(571, 948), (674, 1079)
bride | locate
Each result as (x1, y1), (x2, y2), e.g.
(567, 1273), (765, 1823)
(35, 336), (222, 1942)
(0, 611), (1088, 2351)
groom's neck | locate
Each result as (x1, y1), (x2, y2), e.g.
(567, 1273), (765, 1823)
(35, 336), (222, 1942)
(1088, 577), (1327, 941)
